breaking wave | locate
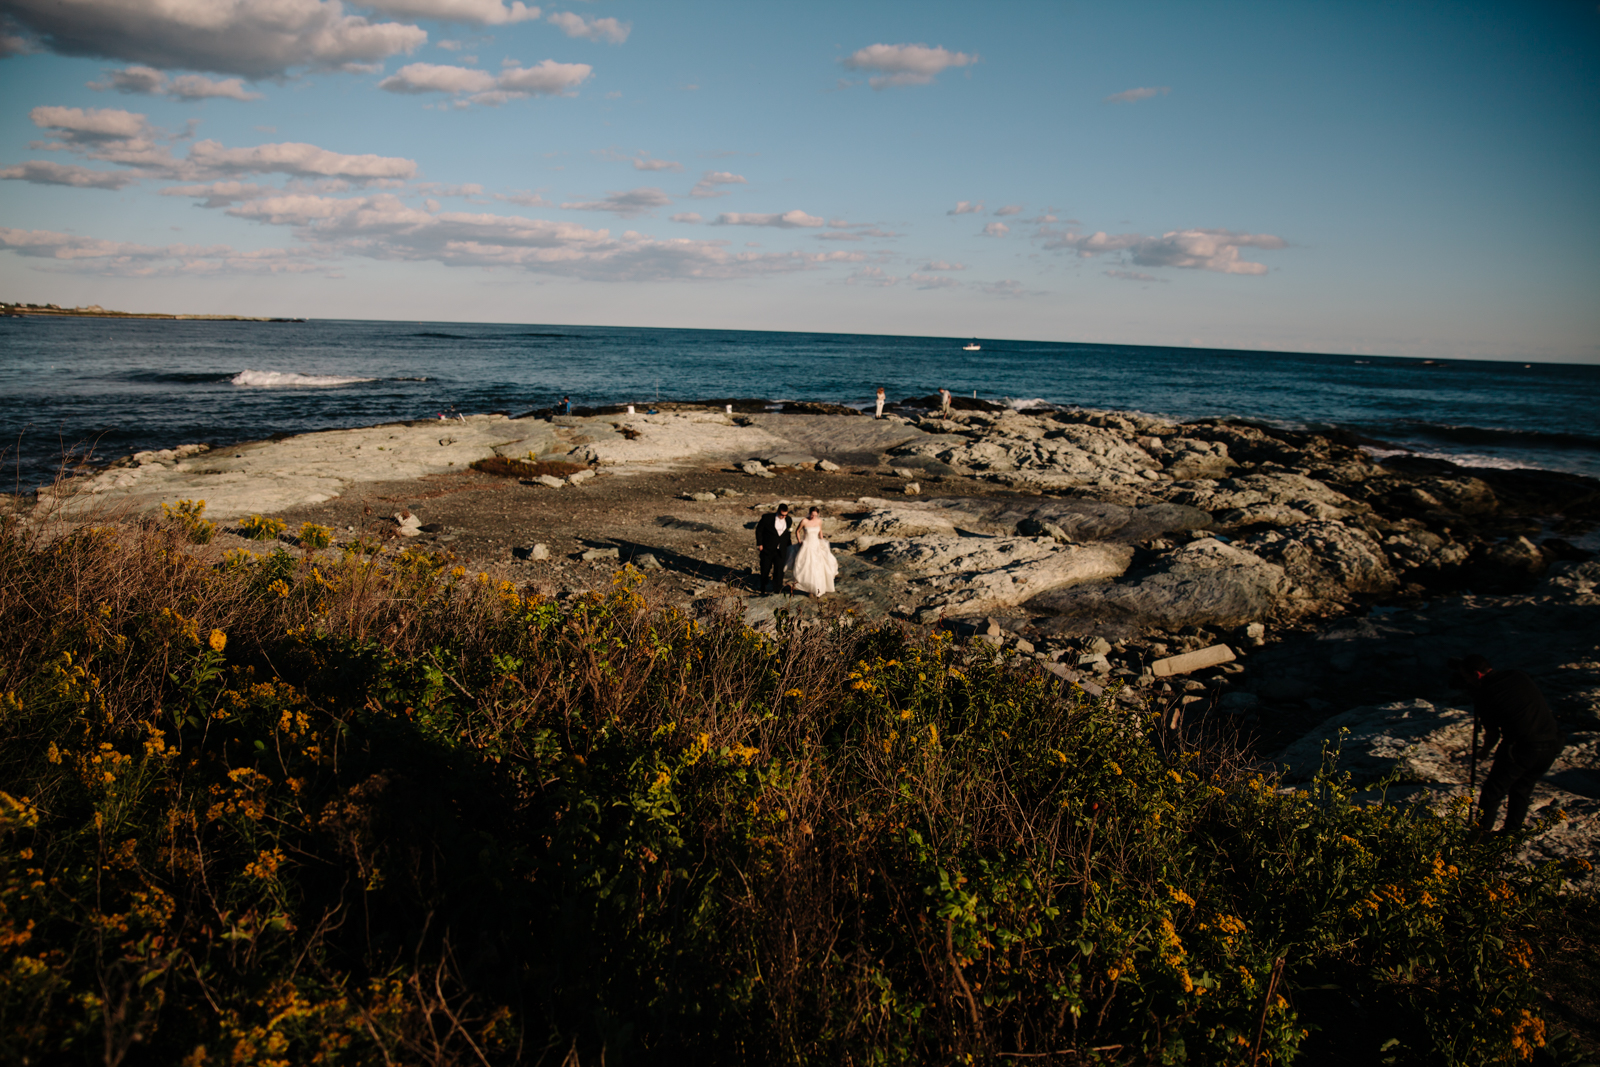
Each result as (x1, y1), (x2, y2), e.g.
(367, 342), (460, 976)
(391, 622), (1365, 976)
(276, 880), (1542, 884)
(230, 370), (375, 388)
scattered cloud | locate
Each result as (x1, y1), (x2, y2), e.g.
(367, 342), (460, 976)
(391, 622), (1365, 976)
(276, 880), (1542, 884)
(361, 0), (542, 25)
(494, 190), (547, 206)
(560, 186), (671, 217)
(187, 140), (417, 180)
(0, 0), (427, 79)
(908, 272), (960, 290)
(993, 204), (1022, 216)
(161, 180), (269, 207)
(846, 267), (898, 287)
(921, 260), (964, 271)
(670, 212), (702, 223)
(0, 159), (139, 189)
(633, 157), (681, 172)
(841, 43), (977, 89)
(416, 181), (483, 197)
(947, 200), (983, 215)
(1104, 85), (1170, 104)
(712, 210), (824, 228)
(689, 170), (746, 198)
(1104, 268), (1163, 282)
(546, 11), (629, 43)
(982, 222), (1009, 237)
(1039, 225), (1285, 274)
(90, 65), (263, 101)
(379, 59), (591, 103)
(979, 279), (1039, 297)
(0, 226), (326, 275)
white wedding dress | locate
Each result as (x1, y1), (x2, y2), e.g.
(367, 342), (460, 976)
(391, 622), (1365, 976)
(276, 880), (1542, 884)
(785, 519), (838, 596)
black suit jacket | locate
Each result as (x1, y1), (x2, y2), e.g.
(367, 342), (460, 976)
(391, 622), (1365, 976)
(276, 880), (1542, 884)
(755, 513), (793, 552)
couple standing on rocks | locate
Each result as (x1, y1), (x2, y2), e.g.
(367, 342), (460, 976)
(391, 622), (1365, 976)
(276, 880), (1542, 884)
(755, 502), (838, 598)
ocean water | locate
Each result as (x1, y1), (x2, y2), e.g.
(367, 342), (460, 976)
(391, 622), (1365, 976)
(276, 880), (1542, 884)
(3, 315), (1598, 490)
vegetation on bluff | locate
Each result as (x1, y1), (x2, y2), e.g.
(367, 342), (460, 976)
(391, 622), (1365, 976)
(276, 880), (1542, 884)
(0, 513), (1586, 1065)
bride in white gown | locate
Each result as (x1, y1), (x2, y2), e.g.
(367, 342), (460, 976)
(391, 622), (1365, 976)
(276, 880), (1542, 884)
(785, 507), (838, 597)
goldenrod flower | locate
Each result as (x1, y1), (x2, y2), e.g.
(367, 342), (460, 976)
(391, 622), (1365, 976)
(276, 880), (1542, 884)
(209, 629), (227, 653)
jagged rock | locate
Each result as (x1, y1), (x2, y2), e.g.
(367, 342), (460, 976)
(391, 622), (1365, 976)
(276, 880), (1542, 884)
(566, 469), (595, 486)
(683, 491), (718, 502)
(817, 459), (840, 472)
(739, 460), (775, 479)
(1027, 538), (1290, 637)
(903, 483), (921, 496)
(533, 474), (565, 489)
(870, 537), (1133, 613)
(1243, 520), (1397, 602)
(1471, 535), (1551, 589)
(581, 546), (620, 562)
(1162, 437), (1235, 480)
(633, 552), (664, 571)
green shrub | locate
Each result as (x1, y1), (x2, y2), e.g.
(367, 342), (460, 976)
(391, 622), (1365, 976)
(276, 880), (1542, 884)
(160, 497), (215, 543)
(297, 522), (334, 549)
(239, 514), (287, 541)
(0, 524), (1583, 1066)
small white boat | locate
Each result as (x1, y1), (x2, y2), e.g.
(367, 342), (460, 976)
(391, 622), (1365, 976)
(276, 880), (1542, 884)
(963, 340), (981, 351)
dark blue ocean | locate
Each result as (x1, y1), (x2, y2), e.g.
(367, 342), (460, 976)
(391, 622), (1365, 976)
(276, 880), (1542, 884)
(3, 315), (1598, 490)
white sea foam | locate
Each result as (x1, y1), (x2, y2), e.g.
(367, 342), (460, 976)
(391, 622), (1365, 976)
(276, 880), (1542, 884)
(1360, 446), (1530, 471)
(230, 370), (375, 388)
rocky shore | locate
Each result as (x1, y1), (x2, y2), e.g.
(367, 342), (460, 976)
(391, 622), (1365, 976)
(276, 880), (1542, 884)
(19, 396), (1600, 884)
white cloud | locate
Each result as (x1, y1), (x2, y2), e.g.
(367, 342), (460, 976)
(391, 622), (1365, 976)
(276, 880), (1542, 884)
(0, 0), (427, 78)
(993, 204), (1022, 216)
(359, 0), (542, 26)
(161, 180), (269, 206)
(947, 200), (983, 215)
(1105, 269), (1163, 282)
(982, 221), (1009, 237)
(670, 212), (702, 223)
(0, 159), (139, 189)
(378, 58), (591, 102)
(841, 43), (976, 89)
(712, 210), (823, 228)
(30, 105), (156, 143)
(187, 139), (417, 180)
(1104, 86), (1170, 104)
(546, 11), (629, 43)
(495, 190), (547, 206)
(979, 279), (1037, 297)
(689, 170), (746, 198)
(1040, 226), (1285, 274)
(1, 30), (33, 56)
(908, 272), (960, 290)
(921, 260), (964, 271)
(90, 65), (263, 101)
(0, 226), (324, 275)
(815, 231), (861, 241)
(633, 157), (681, 172)
(560, 186), (671, 217)
(846, 267), (898, 287)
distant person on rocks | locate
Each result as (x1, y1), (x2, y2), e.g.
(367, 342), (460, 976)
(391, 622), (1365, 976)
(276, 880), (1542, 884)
(940, 388), (952, 415)
(1455, 653), (1563, 838)
(875, 387), (886, 419)
(754, 502), (793, 594)
(562, 396), (572, 415)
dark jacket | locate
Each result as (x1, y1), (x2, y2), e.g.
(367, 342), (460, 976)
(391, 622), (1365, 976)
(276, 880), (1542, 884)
(1475, 669), (1560, 754)
(755, 512), (793, 552)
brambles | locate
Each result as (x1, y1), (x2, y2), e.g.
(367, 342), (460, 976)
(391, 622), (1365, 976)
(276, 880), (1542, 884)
(239, 514), (287, 541)
(0, 519), (1583, 1065)
(297, 522), (333, 549)
(470, 456), (588, 479)
(160, 498), (214, 543)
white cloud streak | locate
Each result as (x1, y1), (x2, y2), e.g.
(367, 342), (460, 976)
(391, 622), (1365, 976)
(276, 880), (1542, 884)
(841, 43), (976, 88)
(378, 58), (591, 103)
(947, 200), (983, 215)
(1104, 86), (1170, 104)
(1040, 226), (1285, 274)
(546, 11), (629, 43)
(712, 210), (823, 228)
(560, 186), (671, 217)
(982, 222), (1009, 237)
(689, 170), (746, 198)
(0, 159), (139, 189)
(90, 65), (263, 101)
(359, 0), (542, 26)
(0, 0), (427, 78)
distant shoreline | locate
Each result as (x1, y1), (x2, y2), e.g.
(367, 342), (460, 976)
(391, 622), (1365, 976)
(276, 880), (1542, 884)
(1, 302), (304, 323)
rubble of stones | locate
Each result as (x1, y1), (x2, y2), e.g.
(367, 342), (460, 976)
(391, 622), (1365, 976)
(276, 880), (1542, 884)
(805, 404), (1598, 732)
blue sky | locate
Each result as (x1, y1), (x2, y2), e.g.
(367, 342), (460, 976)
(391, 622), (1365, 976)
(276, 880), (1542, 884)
(0, 0), (1595, 361)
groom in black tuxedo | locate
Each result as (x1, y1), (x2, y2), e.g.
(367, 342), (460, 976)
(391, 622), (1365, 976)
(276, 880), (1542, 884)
(754, 502), (792, 593)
